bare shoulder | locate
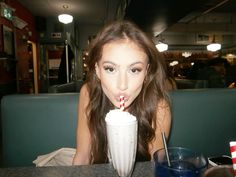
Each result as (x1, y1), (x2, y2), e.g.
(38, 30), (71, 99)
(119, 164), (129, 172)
(80, 83), (89, 96)
(78, 83), (90, 108)
(156, 99), (171, 117)
(157, 99), (170, 111)
(155, 98), (171, 130)
(149, 98), (172, 155)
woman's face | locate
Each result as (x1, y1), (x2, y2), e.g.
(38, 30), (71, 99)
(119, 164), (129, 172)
(95, 40), (149, 109)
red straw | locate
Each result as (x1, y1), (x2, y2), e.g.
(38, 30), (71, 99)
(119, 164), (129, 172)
(119, 95), (125, 111)
(229, 141), (236, 177)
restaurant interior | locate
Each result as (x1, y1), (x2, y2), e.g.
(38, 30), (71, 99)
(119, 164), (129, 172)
(0, 0), (236, 171)
(0, 0), (236, 97)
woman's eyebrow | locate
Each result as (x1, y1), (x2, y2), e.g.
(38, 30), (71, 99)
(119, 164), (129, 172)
(101, 61), (116, 65)
(101, 61), (147, 66)
(130, 61), (146, 66)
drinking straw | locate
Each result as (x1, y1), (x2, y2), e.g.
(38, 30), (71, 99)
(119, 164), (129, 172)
(119, 95), (125, 111)
(230, 141), (236, 177)
(161, 132), (171, 167)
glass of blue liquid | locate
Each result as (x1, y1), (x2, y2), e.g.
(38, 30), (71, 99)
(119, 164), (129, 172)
(153, 147), (208, 177)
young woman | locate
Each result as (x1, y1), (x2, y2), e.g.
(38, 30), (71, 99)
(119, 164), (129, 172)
(73, 20), (171, 165)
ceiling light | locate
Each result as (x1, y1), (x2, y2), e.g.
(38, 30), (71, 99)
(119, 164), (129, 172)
(58, 5), (73, 24)
(182, 51), (192, 58)
(207, 35), (221, 52)
(169, 61), (179, 66)
(226, 53), (236, 59)
(58, 14), (73, 24)
(207, 43), (221, 52)
(156, 42), (168, 52)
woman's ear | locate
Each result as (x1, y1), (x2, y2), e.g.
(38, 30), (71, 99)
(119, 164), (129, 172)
(95, 63), (101, 79)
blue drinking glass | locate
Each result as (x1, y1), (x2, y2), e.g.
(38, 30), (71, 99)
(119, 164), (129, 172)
(153, 147), (208, 177)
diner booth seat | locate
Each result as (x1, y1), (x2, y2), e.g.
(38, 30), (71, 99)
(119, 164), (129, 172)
(1, 93), (79, 167)
(168, 88), (236, 157)
(1, 88), (236, 167)
(48, 80), (84, 93)
(175, 79), (209, 89)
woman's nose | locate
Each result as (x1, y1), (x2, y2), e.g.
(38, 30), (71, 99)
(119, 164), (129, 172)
(117, 72), (128, 91)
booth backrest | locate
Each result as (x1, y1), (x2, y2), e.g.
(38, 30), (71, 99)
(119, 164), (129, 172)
(169, 88), (236, 157)
(48, 80), (84, 93)
(1, 89), (236, 167)
(1, 93), (79, 167)
(175, 79), (209, 89)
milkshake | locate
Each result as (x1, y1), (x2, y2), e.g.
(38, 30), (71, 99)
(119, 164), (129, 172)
(105, 109), (138, 177)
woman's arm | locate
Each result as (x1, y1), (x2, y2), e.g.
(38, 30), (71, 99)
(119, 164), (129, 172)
(149, 99), (172, 157)
(73, 84), (91, 165)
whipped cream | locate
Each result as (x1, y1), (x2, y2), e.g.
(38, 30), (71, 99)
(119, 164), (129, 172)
(105, 109), (137, 125)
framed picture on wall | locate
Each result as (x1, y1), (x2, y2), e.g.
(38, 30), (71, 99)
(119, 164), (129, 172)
(2, 25), (14, 57)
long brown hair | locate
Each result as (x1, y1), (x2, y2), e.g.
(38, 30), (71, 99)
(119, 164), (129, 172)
(85, 20), (168, 163)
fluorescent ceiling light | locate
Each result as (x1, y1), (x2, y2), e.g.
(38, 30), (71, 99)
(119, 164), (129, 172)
(58, 14), (73, 24)
(207, 35), (221, 52)
(207, 43), (221, 52)
(156, 42), (168, 52)
(182, 51), (192, 58)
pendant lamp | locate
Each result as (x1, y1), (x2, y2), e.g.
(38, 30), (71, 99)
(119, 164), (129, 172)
(156, 42), (168, 52)
(58, 14), (73, 24)
(207, 35), (221, 52)
(58, 5), (73, 24)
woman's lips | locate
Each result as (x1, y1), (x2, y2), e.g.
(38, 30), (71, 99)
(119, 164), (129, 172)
(115, 94), (129, 102)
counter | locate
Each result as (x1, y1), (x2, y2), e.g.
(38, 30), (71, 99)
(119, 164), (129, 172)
(0, 161), (154, 177)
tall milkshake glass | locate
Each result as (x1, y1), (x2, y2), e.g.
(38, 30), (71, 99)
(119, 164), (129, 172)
(105, 109), (138, 177)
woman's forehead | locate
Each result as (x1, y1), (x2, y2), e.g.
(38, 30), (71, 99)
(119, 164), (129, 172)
(99, 41), (148, 64)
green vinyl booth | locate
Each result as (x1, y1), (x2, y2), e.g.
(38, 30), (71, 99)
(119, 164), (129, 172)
(1, 89), (236, 167)
(1, 93), (79, 167)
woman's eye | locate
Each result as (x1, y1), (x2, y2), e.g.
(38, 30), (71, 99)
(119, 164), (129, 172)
(130, 68), (142, 74)
(104, 66), (115, 73)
